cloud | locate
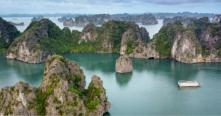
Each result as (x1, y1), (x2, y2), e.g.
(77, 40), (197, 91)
(6, 0), (221, 5)
(44, 0), (221, 5)
(142, 0), (220, 5)
(0, 0), (220, 14)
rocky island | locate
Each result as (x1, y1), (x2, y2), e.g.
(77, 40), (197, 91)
(6, 19), (75, 63)
(115, 55), (133, 73)
(128, 17), (221, 63)
(6, 18), (149, 63)
(0, 55), (110, 116)
(2, 16), (221, 64)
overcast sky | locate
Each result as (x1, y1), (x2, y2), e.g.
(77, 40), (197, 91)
(0, 0), (220, 14)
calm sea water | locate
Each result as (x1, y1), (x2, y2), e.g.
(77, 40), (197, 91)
(1, 53), (221, 115)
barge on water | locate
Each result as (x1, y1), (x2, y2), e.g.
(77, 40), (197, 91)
(178, 80), (200, 87)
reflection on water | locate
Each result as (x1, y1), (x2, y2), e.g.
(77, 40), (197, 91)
(115, 73), (132, 87)
(1, 53), (221, 115)
(133, 59), (200, 84)
(65, 53), (118, 73)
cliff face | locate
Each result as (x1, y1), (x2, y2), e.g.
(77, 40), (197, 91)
(0, 82), (37, 116)
(154, 17), (221, 63)
(6, 19), (63, 63)
(126, 22), (181, 60)
(0, 17), (20, 50)
(79, 21), (149, 53)
(171, 31), (203, 63)
(120, 25), (149, 55)
(0, 55), (110, 116)
(128, 42), (160, 59)
(119, 16), (221, 63)
(115, 55), (133, 73)
(80, 24), (98, 42)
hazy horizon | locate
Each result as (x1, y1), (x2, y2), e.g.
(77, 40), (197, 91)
(0, 0), (220, 15)
(0, 12), (217, 15)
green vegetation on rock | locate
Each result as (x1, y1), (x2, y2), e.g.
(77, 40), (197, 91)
(35, 89), (51, 116)
(86, 82), (102, 110)
(153, 22), (185, 57)
(126, 39), (137, 54)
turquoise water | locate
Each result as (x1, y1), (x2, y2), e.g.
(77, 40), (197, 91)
(0, 56), (43, 88)
(1, 53), (221, 115)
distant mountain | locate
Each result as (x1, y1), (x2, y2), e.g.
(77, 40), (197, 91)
(211, 14), (221, 23)
(154, 12), (215, 19)
(163, 16), (197, 26)
(59, 13), (158, 27)
(0, 12), (216, 20)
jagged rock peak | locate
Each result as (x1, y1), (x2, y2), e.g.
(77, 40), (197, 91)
(0, 55), (110, 116)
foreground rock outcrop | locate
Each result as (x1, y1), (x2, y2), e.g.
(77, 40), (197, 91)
(0, 17), (20, 51)
(115, 55), (133, 73)
(0, 55), (110, 116)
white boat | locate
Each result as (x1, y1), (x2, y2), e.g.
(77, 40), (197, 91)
(178, 80), (200, 87)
